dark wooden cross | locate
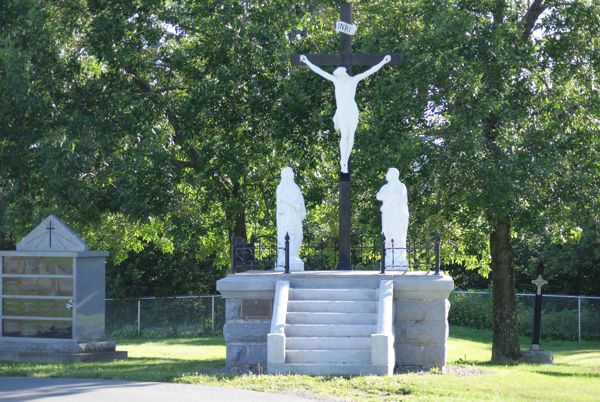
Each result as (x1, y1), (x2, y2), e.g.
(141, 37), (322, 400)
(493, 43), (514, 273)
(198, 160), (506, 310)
(46, 219), (55, 248)
(291, 2), (401, 270)
(531, 261), (549, 350)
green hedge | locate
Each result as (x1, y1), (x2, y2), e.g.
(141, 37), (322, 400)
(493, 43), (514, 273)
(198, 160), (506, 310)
(449, 292), (600, 340)
(448, 292), (493, 330)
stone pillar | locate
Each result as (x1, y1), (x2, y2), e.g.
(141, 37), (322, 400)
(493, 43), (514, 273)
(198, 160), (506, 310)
(393, 275), (453, 370)
(217, 273), (279, 370)
(224, 299), (271, 369)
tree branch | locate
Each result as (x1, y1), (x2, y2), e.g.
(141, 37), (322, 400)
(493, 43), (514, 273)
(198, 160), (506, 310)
(522, 0), (547, 42)
(492, 0), (506, 27)
(120, 69), (187, 96)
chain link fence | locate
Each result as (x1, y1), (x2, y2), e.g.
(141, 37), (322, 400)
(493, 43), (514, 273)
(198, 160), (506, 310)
(449, 291), (600, 341)
(105, 292), (600, 341)
(106, 295), (225, 337)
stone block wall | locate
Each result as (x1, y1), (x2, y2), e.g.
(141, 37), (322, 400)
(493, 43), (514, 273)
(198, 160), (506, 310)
(223, 298), (271, 369)
(394, 298), (450, 369)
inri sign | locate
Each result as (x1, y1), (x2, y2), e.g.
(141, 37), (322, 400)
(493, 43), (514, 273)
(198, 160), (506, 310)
(335, 20), (356, 36)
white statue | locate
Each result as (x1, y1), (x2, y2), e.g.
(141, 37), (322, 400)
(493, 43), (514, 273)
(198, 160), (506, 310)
(300, 54), (391, 173)
(376, 168), (409, 270)
(276, 167), (306, 271)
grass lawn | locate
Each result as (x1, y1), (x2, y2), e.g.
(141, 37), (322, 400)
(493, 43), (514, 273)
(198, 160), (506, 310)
(1, 327), (599, 401)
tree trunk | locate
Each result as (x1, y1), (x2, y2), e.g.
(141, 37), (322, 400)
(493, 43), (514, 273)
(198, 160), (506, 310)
(227, 206), (247, 272)
(490, 217), (521, 361)
(233, 208), (247, 241)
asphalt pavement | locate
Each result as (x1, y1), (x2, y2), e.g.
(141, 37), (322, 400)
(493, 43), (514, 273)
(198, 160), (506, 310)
(0, 377), (330, 402)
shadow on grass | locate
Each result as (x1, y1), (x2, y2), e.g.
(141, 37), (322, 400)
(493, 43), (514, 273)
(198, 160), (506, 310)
(0, 356), (227, 383)
(115, 336), (225, 346)
(533, 369), (600, 379)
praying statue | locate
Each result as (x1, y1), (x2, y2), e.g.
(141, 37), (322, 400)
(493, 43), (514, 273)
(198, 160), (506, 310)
(276, 167), (306, 271)
(376, 168), (409, 270)
(300, 54), (391, 173)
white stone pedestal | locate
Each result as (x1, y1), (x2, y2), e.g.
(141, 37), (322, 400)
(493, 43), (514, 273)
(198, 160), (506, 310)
(217, 270), (454, 373)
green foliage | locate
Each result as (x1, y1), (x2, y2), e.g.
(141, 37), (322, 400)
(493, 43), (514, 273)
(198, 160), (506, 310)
(449, 292), (493, 329)
(514, 225), (600, 296)
(0, 0), (597, 305)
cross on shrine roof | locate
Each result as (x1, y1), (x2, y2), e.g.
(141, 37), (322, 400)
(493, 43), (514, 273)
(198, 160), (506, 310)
(16, 215), (89, 252)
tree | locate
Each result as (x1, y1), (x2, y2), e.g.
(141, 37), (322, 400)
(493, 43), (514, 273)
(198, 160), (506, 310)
(379, 0), (599, 360)
(1, 0), (596, 325)
(0, 0), (338, 294)
(0, 1), (75, 230)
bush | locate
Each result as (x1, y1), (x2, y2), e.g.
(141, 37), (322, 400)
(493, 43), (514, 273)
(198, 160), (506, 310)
(449, 292), (493, 329)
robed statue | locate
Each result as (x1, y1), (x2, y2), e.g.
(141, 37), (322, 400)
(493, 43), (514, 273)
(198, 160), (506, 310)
(276, 167), (306, 271)
(376, 168), (409, 270)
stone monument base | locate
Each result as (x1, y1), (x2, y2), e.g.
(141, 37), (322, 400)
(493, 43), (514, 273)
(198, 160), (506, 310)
(217, 270), (454, 375)
(0, 339), (127, 363)
(521, 349), (554, 364)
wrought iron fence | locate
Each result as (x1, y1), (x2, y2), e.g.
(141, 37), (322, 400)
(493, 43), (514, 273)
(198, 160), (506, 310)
(231, 231), (441, 273)
(449, 291), (600, 341)
(105, 295), (225, 337)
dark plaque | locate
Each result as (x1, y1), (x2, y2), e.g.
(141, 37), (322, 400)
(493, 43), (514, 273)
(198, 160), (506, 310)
(240, 299), (272, 319)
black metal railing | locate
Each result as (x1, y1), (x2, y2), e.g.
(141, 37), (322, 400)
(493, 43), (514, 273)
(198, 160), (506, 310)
(379, 232), (441, 274)
(231, 231), (441, 274)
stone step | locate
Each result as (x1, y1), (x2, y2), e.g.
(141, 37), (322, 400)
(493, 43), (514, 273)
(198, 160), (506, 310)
(290, 277), (381, 289)
(289, 288), (377, 301)
(285, 324), (375, 337)
(286, 349), (370, 364)
(286, 312), (377, 325)
(287, 300), (376, 313)
(286, 336), (372, 350)
(269, 363), (389, 376)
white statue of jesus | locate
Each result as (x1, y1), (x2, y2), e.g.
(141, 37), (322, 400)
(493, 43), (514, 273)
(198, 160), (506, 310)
(276, 167), (306, 271)
(376, 168), (409, 270)
(300, 54), (391, 173)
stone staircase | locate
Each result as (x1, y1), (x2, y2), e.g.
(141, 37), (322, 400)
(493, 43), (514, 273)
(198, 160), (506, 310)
(268, 278), (394, 375)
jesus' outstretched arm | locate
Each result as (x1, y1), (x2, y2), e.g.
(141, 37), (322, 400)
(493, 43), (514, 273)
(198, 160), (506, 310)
(353, 55), (391, 82)
(300, 55), (335, 82)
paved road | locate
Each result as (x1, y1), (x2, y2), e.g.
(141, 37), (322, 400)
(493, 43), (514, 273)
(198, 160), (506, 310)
(0, 377), (329, 402)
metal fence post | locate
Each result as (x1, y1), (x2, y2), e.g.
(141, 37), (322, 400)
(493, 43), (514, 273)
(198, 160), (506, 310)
(434, 232), (441, 275)
(230, 233), (236, 273)
(284, 232), (290, 274)
(578, 296), (581, 343)
(391, 238), (395, 270)
(137, 299), (141, 336)
(380, 233), (386, 274)
(211, 295), (215, 333)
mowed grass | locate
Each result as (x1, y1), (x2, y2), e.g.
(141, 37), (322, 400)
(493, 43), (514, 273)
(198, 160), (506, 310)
(1, 327), (599, 401)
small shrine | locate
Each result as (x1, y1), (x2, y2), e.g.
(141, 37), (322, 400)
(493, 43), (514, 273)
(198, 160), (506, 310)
(0, 215), (127, 362)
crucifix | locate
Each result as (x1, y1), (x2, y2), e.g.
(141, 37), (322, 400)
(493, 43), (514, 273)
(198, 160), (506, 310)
(46, 219), (55, 248)
(531, 261), (549, 351)
(291, 2), (401, 270)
